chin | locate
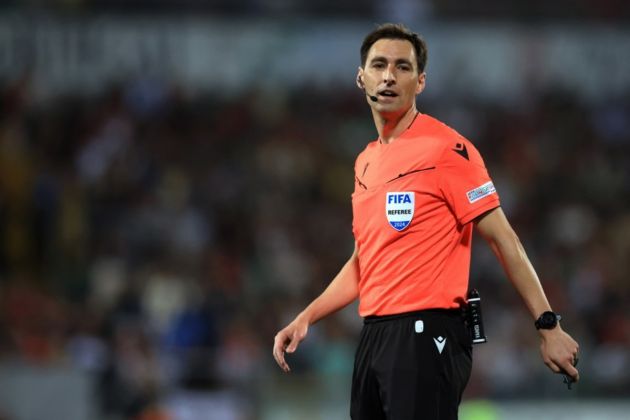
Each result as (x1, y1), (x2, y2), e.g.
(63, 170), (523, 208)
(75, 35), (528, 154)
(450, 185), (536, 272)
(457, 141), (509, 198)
(374, 103), (405, 114)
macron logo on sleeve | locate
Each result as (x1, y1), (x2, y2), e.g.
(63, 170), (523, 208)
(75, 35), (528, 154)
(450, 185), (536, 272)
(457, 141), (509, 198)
(452, 143), (469, 160)
(466, 181), (496, 203)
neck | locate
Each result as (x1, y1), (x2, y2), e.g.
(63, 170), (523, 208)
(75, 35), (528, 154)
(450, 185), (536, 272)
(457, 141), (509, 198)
(373, 105), (418, 144)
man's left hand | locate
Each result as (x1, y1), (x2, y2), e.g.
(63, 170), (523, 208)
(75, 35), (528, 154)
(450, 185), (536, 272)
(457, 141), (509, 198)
(539, 326), (580, 382)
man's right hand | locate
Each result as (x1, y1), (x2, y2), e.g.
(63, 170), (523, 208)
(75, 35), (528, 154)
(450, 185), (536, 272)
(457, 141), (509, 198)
(273, 316), (309, 373)
(272, 243), (360, 373)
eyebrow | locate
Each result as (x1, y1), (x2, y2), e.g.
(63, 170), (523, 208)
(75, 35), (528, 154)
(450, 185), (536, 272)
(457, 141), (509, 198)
(369, 56), (414, 68)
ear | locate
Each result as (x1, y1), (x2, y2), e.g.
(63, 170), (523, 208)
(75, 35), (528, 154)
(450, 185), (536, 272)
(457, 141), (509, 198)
(415, 72), (426, 95)
(356, 67), (365, 89)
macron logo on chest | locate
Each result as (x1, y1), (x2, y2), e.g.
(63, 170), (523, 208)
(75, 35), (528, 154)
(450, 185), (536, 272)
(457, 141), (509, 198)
(385, 192), (415, 231)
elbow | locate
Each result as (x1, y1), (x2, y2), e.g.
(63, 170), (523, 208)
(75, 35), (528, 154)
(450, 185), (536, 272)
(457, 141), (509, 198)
(496, 228), (527, 262)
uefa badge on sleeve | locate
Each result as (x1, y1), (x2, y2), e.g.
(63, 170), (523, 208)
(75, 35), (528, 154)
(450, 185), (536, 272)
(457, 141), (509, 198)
(385, 192), (415, 231)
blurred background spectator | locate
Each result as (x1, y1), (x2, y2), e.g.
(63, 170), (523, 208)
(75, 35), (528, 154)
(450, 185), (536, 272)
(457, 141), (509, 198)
(0, 1), (629, 419)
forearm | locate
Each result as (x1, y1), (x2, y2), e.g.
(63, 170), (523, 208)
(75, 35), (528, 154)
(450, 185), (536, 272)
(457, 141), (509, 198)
(475, 208), (580, 381)
(486, 231), (552, 319)
(298, 244), (360, 325)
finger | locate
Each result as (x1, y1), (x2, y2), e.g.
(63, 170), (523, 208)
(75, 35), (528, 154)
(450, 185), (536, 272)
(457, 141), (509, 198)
(560, 363), (580, 382)
(272, 341), (283, 367)
(544, 359), (562, 374)
(286, 333), (302, 353)
(273, 335), (291, 372)
(553, 352), (580, 381)
(272, 342), (283, 367)
(274, 347), (290, 372)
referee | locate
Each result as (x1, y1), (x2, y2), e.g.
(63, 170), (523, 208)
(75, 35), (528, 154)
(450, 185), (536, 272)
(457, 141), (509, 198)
(273, 23), (580, 420)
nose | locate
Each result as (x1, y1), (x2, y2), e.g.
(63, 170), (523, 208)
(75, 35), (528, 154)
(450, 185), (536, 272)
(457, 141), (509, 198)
(383, 64), (396, 85)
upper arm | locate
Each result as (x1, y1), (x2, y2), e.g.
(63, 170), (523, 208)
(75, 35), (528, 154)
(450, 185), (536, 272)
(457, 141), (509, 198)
(437, 136), (500, 226)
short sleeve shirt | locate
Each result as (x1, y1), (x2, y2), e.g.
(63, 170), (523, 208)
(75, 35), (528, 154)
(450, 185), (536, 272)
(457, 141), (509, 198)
(352, 113), (500, 316)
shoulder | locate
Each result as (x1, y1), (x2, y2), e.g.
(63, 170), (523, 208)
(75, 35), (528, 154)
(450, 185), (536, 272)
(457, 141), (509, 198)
(417, 114), (486, 167)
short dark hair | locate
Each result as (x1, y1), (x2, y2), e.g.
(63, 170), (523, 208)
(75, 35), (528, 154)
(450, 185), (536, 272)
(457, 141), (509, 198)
(360, 23), (428, 73)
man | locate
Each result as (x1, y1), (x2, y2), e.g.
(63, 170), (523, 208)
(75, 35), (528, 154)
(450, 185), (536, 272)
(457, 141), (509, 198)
(273, 23), (580, 419)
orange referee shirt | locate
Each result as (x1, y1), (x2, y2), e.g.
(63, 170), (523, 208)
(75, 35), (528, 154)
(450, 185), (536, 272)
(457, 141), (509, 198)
(352, 113), (500, 316)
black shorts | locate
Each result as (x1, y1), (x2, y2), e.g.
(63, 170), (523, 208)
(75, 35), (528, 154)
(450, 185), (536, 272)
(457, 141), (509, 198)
(350, 309), (472, 420)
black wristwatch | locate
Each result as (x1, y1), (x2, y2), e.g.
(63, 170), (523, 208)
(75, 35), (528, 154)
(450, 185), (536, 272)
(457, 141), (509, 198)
(535, 311), (562, 330)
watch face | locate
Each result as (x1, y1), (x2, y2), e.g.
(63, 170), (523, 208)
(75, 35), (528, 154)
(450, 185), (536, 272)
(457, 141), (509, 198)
(541, 312), (557, 327)
(537, 311), (559, 329)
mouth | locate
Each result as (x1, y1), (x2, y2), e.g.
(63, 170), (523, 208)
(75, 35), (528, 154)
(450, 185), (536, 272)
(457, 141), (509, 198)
(377, 89), (399, 98)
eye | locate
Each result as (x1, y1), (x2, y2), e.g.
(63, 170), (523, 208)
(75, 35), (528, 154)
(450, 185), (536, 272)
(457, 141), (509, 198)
(398, 64), (412, 71)
(371, 62), (385, 69)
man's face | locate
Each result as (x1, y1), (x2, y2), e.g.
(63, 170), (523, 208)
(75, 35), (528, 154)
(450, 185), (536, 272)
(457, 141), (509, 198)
(358, 38), (425, 114)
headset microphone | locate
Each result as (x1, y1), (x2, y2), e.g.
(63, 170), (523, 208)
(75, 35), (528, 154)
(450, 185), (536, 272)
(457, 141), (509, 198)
(367, 93), (378, 102)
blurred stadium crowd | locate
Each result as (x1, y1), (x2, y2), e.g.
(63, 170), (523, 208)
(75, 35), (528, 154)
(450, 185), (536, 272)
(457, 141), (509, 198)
(5, 0), (630, 20)
(0, 62), (629, 418)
